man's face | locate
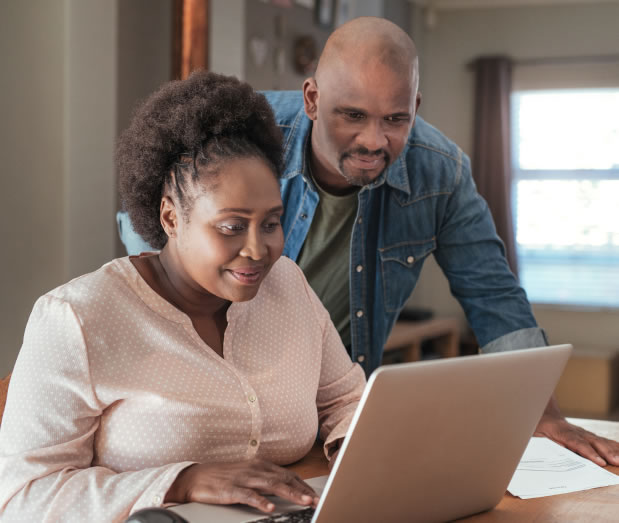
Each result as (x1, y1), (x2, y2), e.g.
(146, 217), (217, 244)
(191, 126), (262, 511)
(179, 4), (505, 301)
(305, 60), (420, 188)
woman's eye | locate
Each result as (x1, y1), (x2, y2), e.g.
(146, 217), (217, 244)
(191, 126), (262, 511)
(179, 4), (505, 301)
(219, 223), (245, 234)
(263, 221), (281, 233)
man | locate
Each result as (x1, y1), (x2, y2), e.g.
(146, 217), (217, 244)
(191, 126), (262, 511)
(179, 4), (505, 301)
(118, 17), (619, 466)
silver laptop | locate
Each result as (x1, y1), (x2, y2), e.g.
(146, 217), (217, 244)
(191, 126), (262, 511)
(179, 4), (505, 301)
(170, 344), (572, 523)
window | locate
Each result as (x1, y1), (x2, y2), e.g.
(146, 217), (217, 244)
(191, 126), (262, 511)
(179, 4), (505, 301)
(511, 89), (619, 307)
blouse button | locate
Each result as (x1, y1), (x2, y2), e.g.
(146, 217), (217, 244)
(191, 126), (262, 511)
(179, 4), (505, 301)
(248, 394), (257, 403)
(152, 495), (162, 504)
(250, 439), (258, 447)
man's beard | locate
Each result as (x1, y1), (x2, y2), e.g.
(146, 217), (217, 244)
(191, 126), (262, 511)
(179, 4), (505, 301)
(338, 147), (390, 187)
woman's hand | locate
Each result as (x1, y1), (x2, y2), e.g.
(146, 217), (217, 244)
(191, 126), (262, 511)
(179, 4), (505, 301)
(164, 459), (320, 513)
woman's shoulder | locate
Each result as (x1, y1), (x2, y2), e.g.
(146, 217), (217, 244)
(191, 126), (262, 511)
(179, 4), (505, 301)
(262, 256), (307, 289)
(257, 256), (324, 320)
(44, 257), (136, 312)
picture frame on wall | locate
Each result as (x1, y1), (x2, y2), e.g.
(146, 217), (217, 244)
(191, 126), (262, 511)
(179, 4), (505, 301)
(315, 0), (335, 30)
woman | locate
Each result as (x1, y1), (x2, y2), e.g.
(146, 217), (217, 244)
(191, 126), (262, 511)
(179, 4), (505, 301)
(0, 71), (365, 522)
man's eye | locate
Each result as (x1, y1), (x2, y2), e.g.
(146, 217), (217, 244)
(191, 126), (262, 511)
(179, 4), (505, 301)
(345, 112), (364, 120)
(385, 116), (409, 123)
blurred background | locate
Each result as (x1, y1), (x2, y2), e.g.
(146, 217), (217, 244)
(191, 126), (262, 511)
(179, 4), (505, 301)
(1, 0), (618, 417)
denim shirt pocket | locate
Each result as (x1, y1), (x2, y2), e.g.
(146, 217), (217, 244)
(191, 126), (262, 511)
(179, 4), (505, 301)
(378, 239), (437, 313)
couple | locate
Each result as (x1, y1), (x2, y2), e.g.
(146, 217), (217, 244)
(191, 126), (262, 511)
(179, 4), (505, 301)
(1, 17), (617, 523)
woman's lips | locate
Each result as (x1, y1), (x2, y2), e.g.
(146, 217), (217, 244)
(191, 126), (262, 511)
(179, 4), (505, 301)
(227, 267), (264, 284)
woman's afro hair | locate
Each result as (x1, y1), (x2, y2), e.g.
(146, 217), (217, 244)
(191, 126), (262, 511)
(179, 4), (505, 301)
(117, 70), (284, 249)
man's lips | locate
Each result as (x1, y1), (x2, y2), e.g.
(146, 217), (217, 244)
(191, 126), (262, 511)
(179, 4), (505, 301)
(227, 266), (265, 284)
(345, 155), (385, 170)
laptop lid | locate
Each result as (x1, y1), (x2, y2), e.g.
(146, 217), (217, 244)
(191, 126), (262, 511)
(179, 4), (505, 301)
(170, 344), (572, 523)
(313, 344), (572, 522)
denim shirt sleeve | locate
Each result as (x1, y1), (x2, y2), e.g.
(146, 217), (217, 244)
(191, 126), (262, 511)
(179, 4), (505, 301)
(116, 211), (155, 255)
(432, 153), (546, 349)
(481, 327), (548, 353)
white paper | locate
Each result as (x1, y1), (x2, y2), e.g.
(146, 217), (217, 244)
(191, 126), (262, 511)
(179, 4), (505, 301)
(507, 437), (619, 499)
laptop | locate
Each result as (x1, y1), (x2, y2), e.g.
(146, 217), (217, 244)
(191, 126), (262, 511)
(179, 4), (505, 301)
(170, 344), (572, 523)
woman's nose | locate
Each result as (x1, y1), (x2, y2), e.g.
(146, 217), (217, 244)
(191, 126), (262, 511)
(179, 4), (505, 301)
(239, 229), (268, 260)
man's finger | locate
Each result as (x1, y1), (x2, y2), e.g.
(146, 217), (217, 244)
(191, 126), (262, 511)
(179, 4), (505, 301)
(561, 434), (606, 467)
(589, 436), (619, 467)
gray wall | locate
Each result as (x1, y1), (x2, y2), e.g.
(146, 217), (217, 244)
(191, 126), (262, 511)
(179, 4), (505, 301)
(1, 1), (66, 376)
(0, 0), (172, 376)
(406, 3), (619, 349)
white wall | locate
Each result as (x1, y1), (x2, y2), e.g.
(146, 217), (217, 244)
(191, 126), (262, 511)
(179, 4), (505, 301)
(407, 3), (619, 349)
(0, 0), (172, 376)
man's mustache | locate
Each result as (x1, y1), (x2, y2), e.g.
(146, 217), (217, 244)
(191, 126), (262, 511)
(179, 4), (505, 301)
(343, 147), (386, 158)
(341, 147), (391, 168)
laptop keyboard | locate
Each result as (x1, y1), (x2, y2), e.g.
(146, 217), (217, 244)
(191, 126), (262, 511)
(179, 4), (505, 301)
(249, 507), (315, 522)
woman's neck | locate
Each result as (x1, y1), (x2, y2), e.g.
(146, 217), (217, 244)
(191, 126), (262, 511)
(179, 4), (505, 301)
(132, 248), (230, 320)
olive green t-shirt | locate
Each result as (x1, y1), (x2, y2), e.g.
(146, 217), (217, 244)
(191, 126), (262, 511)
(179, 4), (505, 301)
(296, 178), (359, 350)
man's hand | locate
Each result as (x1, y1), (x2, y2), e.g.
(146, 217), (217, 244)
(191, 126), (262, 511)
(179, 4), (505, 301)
(164, 459), (320, 513)
(534, 396), (619, 467)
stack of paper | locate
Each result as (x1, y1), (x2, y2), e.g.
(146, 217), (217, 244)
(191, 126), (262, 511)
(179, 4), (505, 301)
(508, 437), (619, 499)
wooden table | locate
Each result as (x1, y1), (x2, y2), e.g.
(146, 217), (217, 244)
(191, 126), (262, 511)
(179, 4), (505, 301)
(383, 318), (461, 362)
(288, 419), (619, 522)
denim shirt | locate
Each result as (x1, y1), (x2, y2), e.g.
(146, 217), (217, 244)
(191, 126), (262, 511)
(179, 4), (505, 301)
(117, 90), (547, 376)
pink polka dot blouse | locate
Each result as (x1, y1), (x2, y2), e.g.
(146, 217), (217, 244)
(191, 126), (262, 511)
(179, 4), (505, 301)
(0, 256), (366, 522)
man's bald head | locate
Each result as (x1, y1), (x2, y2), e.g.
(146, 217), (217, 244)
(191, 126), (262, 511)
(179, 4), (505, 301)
(315, 17), (419, 90)
(302, 17), (422, 193)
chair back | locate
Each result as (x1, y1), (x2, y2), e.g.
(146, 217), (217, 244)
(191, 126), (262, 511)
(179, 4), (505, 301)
(0, 373), (11, 425)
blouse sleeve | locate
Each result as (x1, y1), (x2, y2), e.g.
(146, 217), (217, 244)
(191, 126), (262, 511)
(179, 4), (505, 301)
(297, 268), (367, 459)
(0, 295), (194, 523)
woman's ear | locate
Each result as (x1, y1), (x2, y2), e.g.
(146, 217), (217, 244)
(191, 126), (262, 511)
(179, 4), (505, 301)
(160, 196), (178, 239)
(302, 77), (319, 121)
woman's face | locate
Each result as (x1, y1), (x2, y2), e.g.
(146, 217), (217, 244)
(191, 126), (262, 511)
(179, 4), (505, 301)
(165, 156), (284, 303)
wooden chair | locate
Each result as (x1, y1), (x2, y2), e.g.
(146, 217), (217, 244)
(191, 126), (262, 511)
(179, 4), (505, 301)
(0, 373), (11, 426)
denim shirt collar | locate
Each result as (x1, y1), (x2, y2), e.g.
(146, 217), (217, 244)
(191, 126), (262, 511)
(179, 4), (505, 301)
(281, 106), (411, 196)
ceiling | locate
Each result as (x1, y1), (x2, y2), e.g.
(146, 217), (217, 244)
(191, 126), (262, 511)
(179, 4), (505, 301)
(408, 0), (619, 9)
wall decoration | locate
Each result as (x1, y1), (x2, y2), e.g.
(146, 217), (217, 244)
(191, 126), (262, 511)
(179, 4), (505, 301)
(315, 0), (335, 30)
(335, 0), (354, 27)
(249, 37), (269, 68)
(293, 35), (318, 75)
(294, 0), (315, 8)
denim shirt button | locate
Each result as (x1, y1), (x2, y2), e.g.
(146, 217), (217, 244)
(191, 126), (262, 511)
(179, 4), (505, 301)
(356, 310), (364, 318)
(357, 217), (363, 224)
(357, 355), (365, 363)
(300, 213), (308, 220)
(407, 256), (415, 264)
(356, 265), (363, 272)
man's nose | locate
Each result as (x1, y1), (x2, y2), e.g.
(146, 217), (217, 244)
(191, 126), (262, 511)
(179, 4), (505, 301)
(356, 120), (388, 152)
(239, 228), (268, 260)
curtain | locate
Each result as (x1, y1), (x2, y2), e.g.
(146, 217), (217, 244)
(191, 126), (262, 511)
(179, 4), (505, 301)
(471, 56), (518, 277)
